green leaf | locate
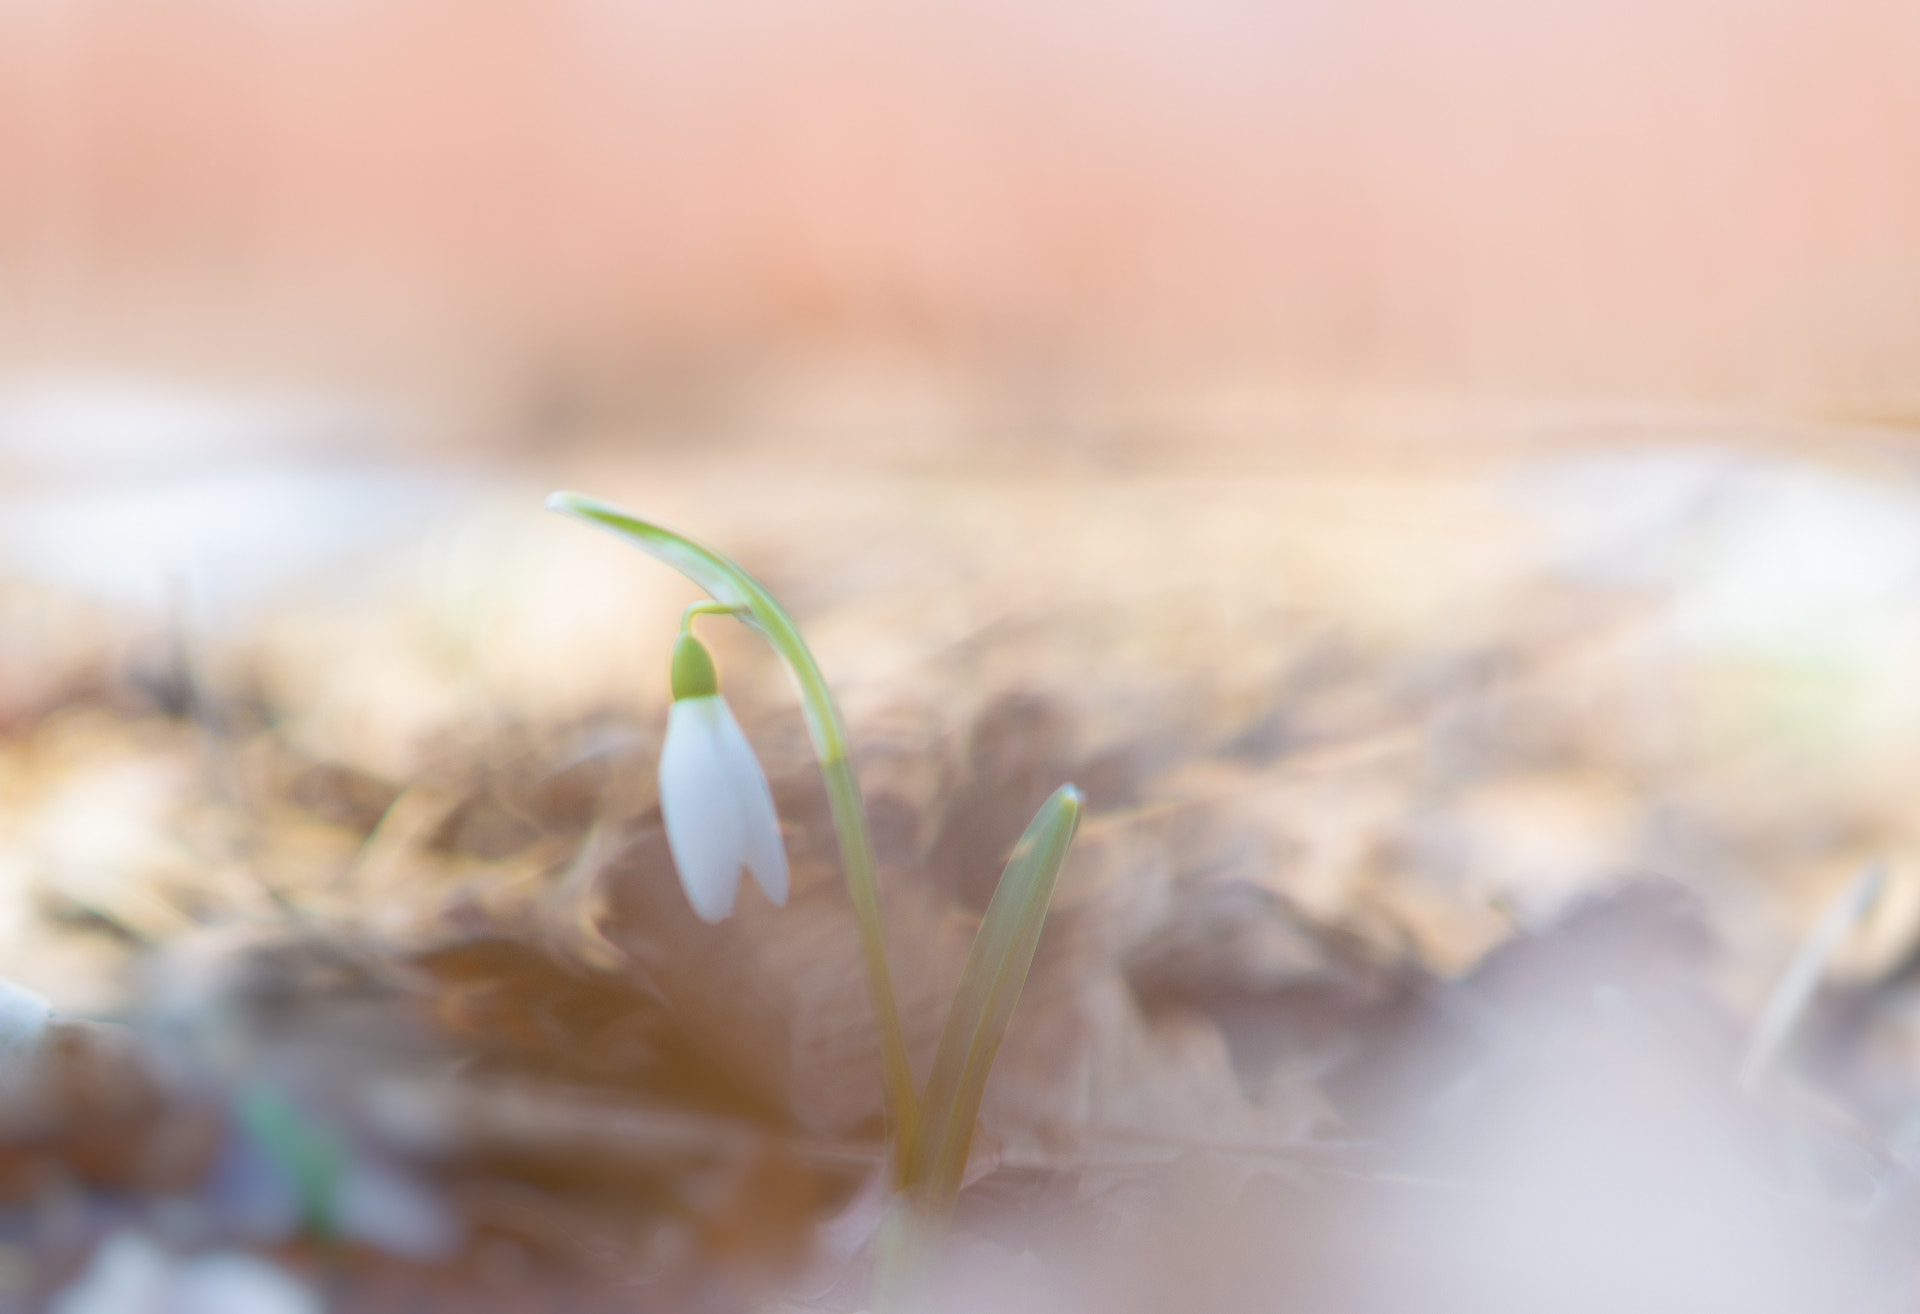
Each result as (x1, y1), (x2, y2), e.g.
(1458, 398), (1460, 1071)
(237, 1083), (347, 1239)
(915, 783), (1083, 1202)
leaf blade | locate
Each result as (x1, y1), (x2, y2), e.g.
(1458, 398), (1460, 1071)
(916, 783), (1083, 1201)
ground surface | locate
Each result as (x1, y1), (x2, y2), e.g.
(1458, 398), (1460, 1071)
(1, 382), (1919, 1309)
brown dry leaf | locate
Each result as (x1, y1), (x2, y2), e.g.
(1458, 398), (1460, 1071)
(7, 398), (1920, 1306)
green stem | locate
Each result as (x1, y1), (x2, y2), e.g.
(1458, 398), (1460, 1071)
(546, 492), (921, 1161)
(824, 753), (920, 1177)
(682, 600), (747, 631)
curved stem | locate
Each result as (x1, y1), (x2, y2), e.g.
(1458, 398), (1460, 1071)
(547, 492), (921, 1164)
(823, 756), (920, 1175)
(682, 600), (747, 632)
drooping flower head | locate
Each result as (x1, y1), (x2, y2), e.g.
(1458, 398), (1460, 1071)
(658, 631), (790, 922)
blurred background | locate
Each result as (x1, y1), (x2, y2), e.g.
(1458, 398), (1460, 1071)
(1, 0), (1919, 1080)
(2, 0), (1919, 410)
(4, 5), (1920, 1308)
(1, 0), (1919, 1055)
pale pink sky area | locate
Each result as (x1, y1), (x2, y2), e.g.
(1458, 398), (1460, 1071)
(2, 0), (1917, 403)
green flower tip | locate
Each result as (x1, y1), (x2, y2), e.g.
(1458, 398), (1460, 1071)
(671, 633), (720, 700)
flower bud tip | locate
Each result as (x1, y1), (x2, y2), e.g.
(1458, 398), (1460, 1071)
(671, 633), (720, 701)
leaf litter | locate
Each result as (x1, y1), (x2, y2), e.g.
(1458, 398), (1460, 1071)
(0, 404), (1917, 1309)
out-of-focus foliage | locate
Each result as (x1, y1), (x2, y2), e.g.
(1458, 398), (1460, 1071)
(1, 387), (1919, 1306)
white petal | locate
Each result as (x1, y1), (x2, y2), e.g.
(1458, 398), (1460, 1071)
(171, 1252), (322, 1314)
(659, 698), (746, 922)
(708, 697), (790, 907)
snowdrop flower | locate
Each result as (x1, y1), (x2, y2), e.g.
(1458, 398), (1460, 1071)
(659, 631), (790, 922)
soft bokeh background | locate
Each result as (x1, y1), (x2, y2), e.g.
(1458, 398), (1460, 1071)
(1, 0), (1919, 1008)
(7, 7), (1920, 1310)
(1, 0), (1917, 1035)
(2, 0), (1919, 409)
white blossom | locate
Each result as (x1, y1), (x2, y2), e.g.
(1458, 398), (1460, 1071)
(659, 693), (790, 921)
